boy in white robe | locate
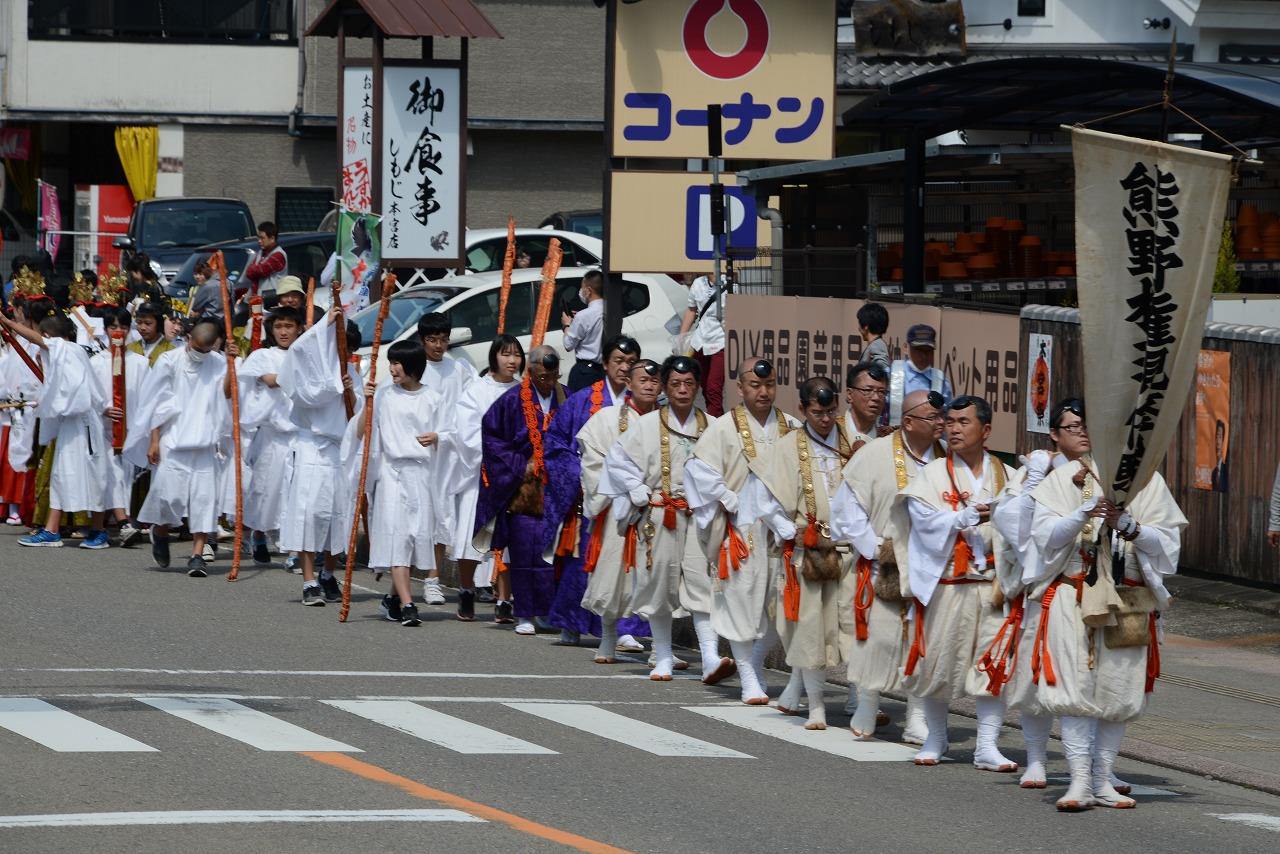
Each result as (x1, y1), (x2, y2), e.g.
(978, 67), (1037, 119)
(684, 357), (801, 705)
(416, 311), (475, 606)
(277, 308), (360, 606)
(893, 395), (1017, 770)
(830, 388), (945, 742)
(238, 307), (303, 564)
(5, 313), (110, 548)
(132, 318), (231, 576)
(356, 339), (446, 628)
(580, 359), (661, 662)
(87, 307), (149, 548)
(598, 355), (712, 681)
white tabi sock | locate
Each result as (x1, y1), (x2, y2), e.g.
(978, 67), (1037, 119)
(843, 684), (858, 715)
(1091, 719), (1135, 808)
(597, 619), (618, 660)
(914, 697), (950, 764)
(691, 611), (720, 675)
(1057, 715), (1095, 810)
(1090, 718), (1132, 793)
(801, 669), (828, 730)
(973, 696), (1019, 772)
(750, 622), (780, 692)
(777, 668), (804, 712)
(648, 613), (674, 679)
(849, 687), (880, 739)
(729, 639), (767, 703)
(1020, 712), (1052, 788)
(902, 696), (929, 745)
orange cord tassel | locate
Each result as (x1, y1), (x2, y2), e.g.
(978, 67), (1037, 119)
(782, 539), (800, 622)
(904, 598), (926, 676)
(803, 514), (819, 550)
(978, 593), (1025, 696)
(663, 504), (677, 530)
(1145, 612), (1160, 693)
(1031, 583), (1060, 687)
(622, 524), (638, 574)
(582, 511), (607, 573)
(718, 525), (749, 580)
(493, 548), (508, 576)
(853, 557), (875, 642)
(555, 512), (580, 558)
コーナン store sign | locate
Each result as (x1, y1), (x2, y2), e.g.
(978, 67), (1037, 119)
(611, 0), (835, 161)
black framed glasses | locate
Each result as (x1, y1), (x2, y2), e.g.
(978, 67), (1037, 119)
(849, 386), (889, 397)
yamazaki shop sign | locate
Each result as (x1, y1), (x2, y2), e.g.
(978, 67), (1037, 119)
(722, 295), (1021, 453)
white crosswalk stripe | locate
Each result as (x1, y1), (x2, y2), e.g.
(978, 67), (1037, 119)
(136, 697), (360, 752)
(506, 702), (752, 758)
(685, 705), (919, 761)
(0, 698), (157, 753)
(325, 700), (557, 755)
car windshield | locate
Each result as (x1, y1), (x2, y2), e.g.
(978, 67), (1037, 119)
(352, 291), (449, 346)
(139, 208), (254, 250)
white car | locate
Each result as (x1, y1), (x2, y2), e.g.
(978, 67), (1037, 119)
(461, 228), (602, 274)
(351, 267), (686, 381)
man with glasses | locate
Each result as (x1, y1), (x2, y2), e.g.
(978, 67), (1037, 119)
(1025, 399), (1186, 811)
(887, 324), (952, 427)
(474, 346), (567, 635)
(831, 389), (946, 743)
(686, 358), (802, 704)
(844, 362), (889, 448)
(418, 312), (478, 605)
(893, 395), (1017, 771)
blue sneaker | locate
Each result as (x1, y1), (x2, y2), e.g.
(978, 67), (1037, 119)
(80, 531), (110, 550)
(18, 529), (63, 548)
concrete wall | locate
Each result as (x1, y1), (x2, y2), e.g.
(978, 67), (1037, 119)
(962, 0), (1187, 45)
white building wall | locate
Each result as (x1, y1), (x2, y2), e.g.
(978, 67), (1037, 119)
(962, 0), (1194, 44)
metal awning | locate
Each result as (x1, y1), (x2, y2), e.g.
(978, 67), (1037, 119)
(305, 0), (502, 39)
(842, 58), (1280, 145)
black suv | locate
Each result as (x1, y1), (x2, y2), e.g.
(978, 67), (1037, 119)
(113, 197), (255, 282)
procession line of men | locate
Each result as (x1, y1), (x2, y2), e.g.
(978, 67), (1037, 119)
(0, 289), (1185, 812)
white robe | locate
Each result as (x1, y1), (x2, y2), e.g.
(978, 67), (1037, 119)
(684, 407), (799, 642)
(365, 383), (446, 570)
(276, 318), (361, 555)
(38, 337), (110, 514)
(239, 347), (297, 533)
(136, 348), (230, 533)
(601, 407), (708, 620)
(445, 374), (517, 563)
(579, 402), (643, 621)
(423, 354), (476, 546)
(90, 347), (149, 511)
(2, 339), (43, 474)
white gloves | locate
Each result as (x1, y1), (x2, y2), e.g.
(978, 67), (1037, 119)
(628, 485), (650, 508)
(1022, 449), (1053, 489)
(1115, 511), (1137, 537)
(1045, 496), (1099, 551)
(720, 490), (739, 515)
(955, 505), (982, 529)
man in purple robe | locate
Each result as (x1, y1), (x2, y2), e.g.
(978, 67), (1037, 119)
(475, 345), (566, 634)
(542, 335), (651, 649)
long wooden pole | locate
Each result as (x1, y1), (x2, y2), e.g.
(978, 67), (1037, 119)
(331, 280), (356, 419)
(212, 250), (245, 582)
(305, 276), (316, 327)
(496, 216), (516, 334)
(340, 273), (397, 622)
(0, 325), (43, 382)
(530, 238), (563, 348)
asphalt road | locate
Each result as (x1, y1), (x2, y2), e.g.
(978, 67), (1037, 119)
(3, 528), (1280, 854)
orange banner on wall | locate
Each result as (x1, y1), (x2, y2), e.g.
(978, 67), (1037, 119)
(1193, 349), (1231, 493)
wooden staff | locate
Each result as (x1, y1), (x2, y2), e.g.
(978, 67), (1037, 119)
(305, 276), (316, 327)
(0, 401), (31, 411)
(331, 280), (356, 419)
(340, 272), (397, 622)
(108, 329), (128, 453)
(211, 250), (245, 582)
(530, 238), (563, 347)
(0, 325), (42, 382)
(497, 216), (516, 334)
(248, 297), (265, 351)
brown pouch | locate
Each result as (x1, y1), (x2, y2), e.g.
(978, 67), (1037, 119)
(1103, 586), (1158, 649)
(801, 536), (842, 583)
(873, 537), (904, 601)
(508, 473), (545, 518)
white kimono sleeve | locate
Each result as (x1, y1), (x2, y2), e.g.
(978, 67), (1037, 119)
(829, 482), (880, 560)
(683, 456), (738, 530)
(905, 498), (979, 606)
(601, 440), (650, 522)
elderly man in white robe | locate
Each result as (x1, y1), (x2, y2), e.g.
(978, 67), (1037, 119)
(598, 355), (713, 681)
(830, 388), (945, 742)
(1026, 404), (1185, 811)
(685, 357), (801, 705)
(893, 395), (1017, 770)
(580, 359), (662, 663)
(276, 307), (360, 606)
(746, 377), (857, 731)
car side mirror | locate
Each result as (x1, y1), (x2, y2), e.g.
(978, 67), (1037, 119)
(111, 236), (134, 250)
(449, 327), (473, 347)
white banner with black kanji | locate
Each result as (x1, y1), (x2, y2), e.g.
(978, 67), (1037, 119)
(1072, 126), (1233, 503)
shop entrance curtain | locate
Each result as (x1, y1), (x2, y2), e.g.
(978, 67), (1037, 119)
(114, 126), (158, 201)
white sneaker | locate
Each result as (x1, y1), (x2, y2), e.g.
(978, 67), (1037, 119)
(423, 577), (446, 605)
(202, 543), (215, 562)
(514, 620), (536, 636)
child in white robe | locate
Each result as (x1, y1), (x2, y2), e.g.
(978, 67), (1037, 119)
(355, 339), (446, 627)
(277, 308), (360, 606)
(4, 313), (110, 548)
(132, 318), (232, 577)
(87, 307), (149, 548)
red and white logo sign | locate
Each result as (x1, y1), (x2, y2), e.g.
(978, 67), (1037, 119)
(682, 0), (770, 80)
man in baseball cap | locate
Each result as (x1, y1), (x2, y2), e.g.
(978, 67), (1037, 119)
(886, 323), (953, 426)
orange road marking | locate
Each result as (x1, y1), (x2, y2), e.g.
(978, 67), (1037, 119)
(301, 751), (633, 854)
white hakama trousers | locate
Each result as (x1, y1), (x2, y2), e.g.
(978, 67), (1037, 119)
(709, 522), (774, 642)
(1003, 596), (1049, 717)
(846, 593), (912, 695)
(776, 550), (849, 671)
(49, 414), (109, 514)
(629, 513), (706, 620)
(278, 433), (348, 556)
(368, 459), (436, 571)
(581, 514), (633, 622)
(243, 425), (294, 533)
(903, 579), (1005, 702)
(1025, 579), (1151, 723)
(139, 447), (222, 534)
